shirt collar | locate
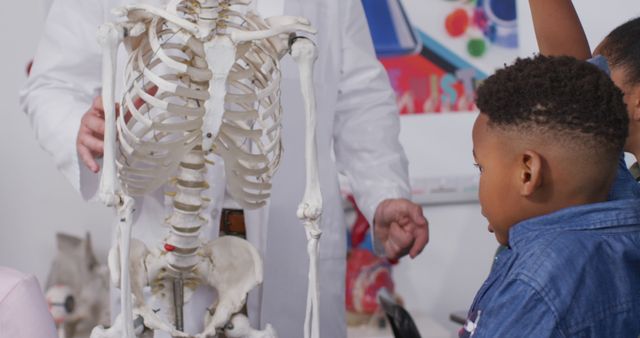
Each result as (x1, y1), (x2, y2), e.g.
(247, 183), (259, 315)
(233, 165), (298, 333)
(508, 198), (640, 249)
(630, 162), (640, 182)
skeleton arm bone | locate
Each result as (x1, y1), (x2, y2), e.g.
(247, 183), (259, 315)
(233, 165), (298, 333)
(117, 195), (137, 338)
(97, 24), (137, 338)
(229, 16), (317, 43)
(291, 37), (322, 225)
(97, 23), (124, 207)
(290, 36), (322, 338)
(115, 5), (201, 37)
(95, 20), (147, 207)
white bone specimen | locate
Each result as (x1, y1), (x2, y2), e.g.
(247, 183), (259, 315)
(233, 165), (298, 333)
(94, 1), (323, 337)
(90, 313), (151, 338)
(224, 313), (278, 338)
(45, 233), (110, 338)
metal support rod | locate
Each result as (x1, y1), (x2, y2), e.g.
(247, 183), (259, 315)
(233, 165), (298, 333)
(173, 276), (185, 333)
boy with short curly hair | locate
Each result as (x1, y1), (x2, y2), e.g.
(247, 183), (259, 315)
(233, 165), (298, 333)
(460, 54), (640, 337)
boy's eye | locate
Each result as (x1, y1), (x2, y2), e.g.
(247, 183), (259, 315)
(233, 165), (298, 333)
(473, 163), (483, 173)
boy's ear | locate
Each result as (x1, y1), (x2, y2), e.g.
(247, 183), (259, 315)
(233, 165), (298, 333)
(631, 87), (640, 121)
(519, 150), (543, 196)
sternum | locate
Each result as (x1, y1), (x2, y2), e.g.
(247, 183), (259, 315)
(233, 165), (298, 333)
(202, 35), (236, 152)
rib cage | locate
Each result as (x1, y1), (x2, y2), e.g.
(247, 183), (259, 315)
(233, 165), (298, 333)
(116, 6), (284, 209)
(215, 14), (283, 208)
(118, 17), (209, 196)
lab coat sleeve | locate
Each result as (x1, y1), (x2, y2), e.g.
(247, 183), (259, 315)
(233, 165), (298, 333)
(333, 0), (411, 226)
(19, 0), (105, 200)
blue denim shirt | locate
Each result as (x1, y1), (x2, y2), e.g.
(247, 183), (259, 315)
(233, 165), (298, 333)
(460, 160), (640, 337)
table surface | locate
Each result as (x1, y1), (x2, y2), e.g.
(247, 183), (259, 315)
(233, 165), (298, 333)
(347, 313), (452, 338)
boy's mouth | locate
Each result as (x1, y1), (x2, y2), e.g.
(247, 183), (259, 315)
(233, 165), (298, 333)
(487, 224), (494, 233)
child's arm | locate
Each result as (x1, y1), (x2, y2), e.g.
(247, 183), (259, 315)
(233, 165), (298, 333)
(529, 0), (591, 59)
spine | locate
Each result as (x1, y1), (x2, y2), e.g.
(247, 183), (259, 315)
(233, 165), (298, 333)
(164, 146), (208, 272)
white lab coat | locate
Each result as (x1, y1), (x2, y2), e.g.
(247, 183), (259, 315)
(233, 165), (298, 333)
(21, 0), (410, 337)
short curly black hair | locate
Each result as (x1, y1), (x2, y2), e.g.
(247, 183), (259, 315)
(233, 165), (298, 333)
(476, 55), (628, 155)
(598, 17), (640, 87)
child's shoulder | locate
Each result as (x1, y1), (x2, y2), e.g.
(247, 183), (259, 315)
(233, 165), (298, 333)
(513, 225), (639, 278)
(508, 198), (640, 284)
(507, 223), (640, 310)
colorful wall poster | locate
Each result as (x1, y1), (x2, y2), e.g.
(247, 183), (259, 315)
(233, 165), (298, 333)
(362, 0), (519, 114)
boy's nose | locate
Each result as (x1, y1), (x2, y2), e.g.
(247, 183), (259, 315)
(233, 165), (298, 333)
(487, 224), (494, 233)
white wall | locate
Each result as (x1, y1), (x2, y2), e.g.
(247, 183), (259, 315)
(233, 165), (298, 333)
(0, 1), (113, 285)
(1, 0), (639, 336)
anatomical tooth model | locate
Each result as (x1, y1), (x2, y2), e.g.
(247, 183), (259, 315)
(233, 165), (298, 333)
(92, 1), (322, 337)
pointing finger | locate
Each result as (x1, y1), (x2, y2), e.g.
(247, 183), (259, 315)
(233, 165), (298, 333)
(83, 114), (105, 136)
(78, 144), (100, 173)
(79, 132), (104, 155)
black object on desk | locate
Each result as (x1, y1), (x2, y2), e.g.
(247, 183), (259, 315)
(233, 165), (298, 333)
(378, 289), (422, 338)
(449, 310), (467, 325)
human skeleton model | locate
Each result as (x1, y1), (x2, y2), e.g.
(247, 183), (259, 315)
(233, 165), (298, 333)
(92, 0), (322, 337)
